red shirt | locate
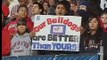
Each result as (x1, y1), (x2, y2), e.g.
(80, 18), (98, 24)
(2, 3), (9, 17)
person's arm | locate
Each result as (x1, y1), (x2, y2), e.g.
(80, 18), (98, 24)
(9, 5), (18, 18)
(2, 25), (11, 56)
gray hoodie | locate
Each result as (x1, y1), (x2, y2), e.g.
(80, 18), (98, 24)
(11, 33), (32, 56)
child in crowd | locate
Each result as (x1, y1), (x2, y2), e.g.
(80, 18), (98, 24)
(100, 11), (107, 60)
(11, 18), (32, 56)
(2, 6), (34, 56)
(84, 15), (101, 53)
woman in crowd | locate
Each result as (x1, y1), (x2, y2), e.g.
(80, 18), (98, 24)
(43, 1), (49, 15)
(84, 15), (101, 53)
(100, 11), (107, 60)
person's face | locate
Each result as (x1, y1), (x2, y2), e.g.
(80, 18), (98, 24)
(18, 7), (28, 18)
(31, 4), (42, 15)
(17, 25), (27, 34)
(55, 4), (67, 16)
(49, 0), (55, 6)
(79, 5), (86, 11)
(43, 2), (49, 11)
(18, 0), (28, 6)
(70, 3), (77, 12)
(101, 14), (107, 24)
(89, 18), (99, 30)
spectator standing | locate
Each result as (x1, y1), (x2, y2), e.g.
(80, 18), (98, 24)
(31, 2), (43, 22)
(84, 16), (101, 53)
(11, 19), (32, 56)
(31, 2), (44, 55)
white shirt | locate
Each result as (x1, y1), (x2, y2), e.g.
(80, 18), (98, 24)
(100, 0), (107, 10)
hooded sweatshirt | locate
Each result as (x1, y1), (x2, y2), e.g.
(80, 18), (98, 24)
(11, 33), (31, 56)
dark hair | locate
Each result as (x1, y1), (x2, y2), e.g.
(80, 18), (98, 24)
(17, 18), (30, 33)
(43, 1), (50, 7)
(101, 11), (107, 16)
(33, 2), (44, 14)
(17, 18), (27, 26)
(56, 1), (70, 15)
(17, 5), (28, 12)
(85, 15), (101, 44)
(71, 0), (77, 6)
(81, 21), (87, 30)
(87, 15), (101, 33)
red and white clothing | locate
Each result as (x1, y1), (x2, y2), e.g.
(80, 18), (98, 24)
(2, 17), (34, 56)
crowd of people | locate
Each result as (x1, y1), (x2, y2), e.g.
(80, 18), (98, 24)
(2, 0), (107, 60)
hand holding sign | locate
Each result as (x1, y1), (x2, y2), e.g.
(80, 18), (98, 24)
(30, 30), (36, 38)
(32, 15), (81, 51)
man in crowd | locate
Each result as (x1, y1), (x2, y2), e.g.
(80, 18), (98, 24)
(9, 0), (32, 17)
